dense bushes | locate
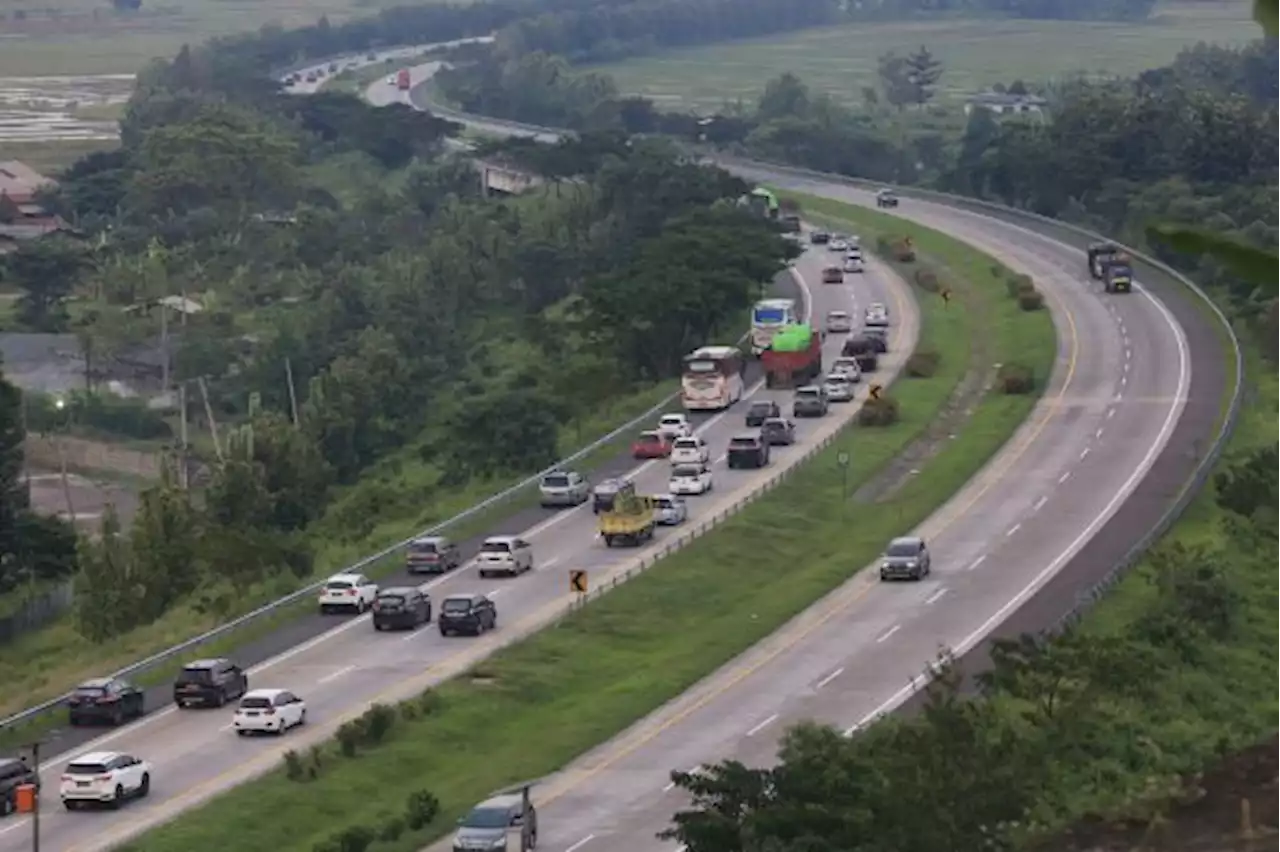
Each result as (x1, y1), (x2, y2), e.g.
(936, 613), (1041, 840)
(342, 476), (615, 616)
(905, 348), (941, 378)
(24, 390), (173, 442)
(996, 362), (1036, 395)
(857, 394), (900, 426)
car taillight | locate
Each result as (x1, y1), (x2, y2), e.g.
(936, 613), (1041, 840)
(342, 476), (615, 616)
(347, 589), (357, 596)
(95, 775), (112, 782)
(97, 696), (117, 704)
(60, 775), (72, 782)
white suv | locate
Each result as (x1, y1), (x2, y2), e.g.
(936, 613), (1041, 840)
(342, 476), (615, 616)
(670, 436), (710, 465)
(59, 751), (151, 810)
(477, 536), (534, 578)
(318, 573), (378, 614)
(233, 688), (307, 736)
(657, 413), (693, 439)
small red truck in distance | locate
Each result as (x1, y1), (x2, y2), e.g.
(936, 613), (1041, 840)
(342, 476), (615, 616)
(762, 324), (822, 389)
(396, 68), (412, 91)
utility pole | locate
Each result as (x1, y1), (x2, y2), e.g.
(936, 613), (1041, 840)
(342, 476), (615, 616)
(284, 358), (300, 428)
(178, 382), (189, 490)
(27, 739), (40, 852)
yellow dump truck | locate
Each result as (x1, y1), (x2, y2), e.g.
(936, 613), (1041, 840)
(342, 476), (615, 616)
(598, 481), (656, 547)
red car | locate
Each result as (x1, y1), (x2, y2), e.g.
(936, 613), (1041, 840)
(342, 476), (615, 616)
(631, 430), (672, 459)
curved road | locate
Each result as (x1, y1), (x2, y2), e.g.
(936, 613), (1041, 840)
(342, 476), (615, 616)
(0, 242), (917, 850)
(371, 64), (1199, 852)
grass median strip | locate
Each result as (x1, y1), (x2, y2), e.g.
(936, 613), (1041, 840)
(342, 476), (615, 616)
(122, 203), (1055, 852)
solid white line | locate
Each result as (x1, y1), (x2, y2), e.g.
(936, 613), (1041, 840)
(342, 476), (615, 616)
(564, 834), (596, 852)
(1124, 360), (1131, 372)
(1095, 427), (1104, 438)
(924, 587), (948, 605)
(317, 665), (354, 684)
(966, 555), (987, 571)
(1107, 408), (1116, 419)
(1031, 496), (1048, 512)
(1005, 523), (1021, 537)
(745, 713), (779, 737)
(1079, 447), (1091, 460)
(875, 625), (900, 644)
(1058, 471), (1071, 484)
(815, 667), (844, 689)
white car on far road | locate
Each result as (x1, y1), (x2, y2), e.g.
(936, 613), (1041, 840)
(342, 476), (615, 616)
(823, 373), (857, 402)
(319, 572), (379, 614)
(825, 310), (854, 333)
(59, 751), (151, 810)
(669, 463), (713, 496)
(670, 435), (710, 465)
(233, 688), (307, 736)
(830, 357), (863, 382)
(865, 303), (890, 327)
(657, 413), (693, 439)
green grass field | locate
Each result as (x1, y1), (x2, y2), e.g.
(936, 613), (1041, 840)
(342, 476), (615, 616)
(0, 0), (435, 77)
(601, 1), (1259, 112)
(123, 201), (1057, 852)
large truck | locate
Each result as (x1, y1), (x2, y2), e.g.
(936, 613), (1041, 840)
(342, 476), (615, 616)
(762, 323), (822, 389)
(1087, 242), (1133, 292)
(1086, 242), (1122, 279)
(598, 481), (656, 547)
(396, 68), (412, 91)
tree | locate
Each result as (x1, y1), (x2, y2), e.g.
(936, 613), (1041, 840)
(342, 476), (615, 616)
(74, 505), (135, 641)
(756, 73), (811, 122)
(0, 363), (29, 591)
(445, 386), (561, 481)
(903, 45), (944, 107)
(2, 238), (88, 331)
(127, 461), (202, 624)
(876, 50), (917, 110)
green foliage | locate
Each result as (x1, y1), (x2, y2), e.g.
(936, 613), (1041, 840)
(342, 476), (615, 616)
(24, 391), (172, 442)
(905, 348), (941, 378)
(996, 362), (1036, 394)
(1017, 289), (1045, 311)
(856, 394), (900, 426)
(0, 238), (90, 332)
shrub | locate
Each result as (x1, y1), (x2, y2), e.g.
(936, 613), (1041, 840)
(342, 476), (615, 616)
(24, 390), (173, 441)
(858, 395), (900, 426)
(332, 825), (375, 852)
(361, 703), (397, 744)
(893, 239), (916, 263)
(1005, 273), (1035, 299)
(989, 264), (1004, 279)
(997, 363), (1036, 395)
(876, 235), (895, 255)
(906, 349), (941, 378)
(913, 268), (941, 292)
(418, 689), (442, 716)
(1018, 289), (1045, 311)
(405, 789), (441, 829)
(335, 720), (362, 757)
(283, 749), (305, 782)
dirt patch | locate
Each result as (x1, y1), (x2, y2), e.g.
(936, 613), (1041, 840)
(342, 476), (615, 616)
(853, 253), (996, 504)
(25, 468), (143, 531)
(1036, 735), (1279, 852)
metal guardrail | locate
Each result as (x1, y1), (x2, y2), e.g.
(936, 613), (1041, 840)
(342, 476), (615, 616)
(411, 92), (1246, 657)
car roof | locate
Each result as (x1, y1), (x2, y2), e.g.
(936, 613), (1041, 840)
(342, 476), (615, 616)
(444, 593), (484, 603)
(889, 536), (923, 547)
(796, 385), (821, 392)
(749, 398), (776, 407)
(243, 688), (288, 700)
(183, 658), (228, 669)
(77, 677), (115, 688)
(483, 535), (519, 544)
(827, 309), (850, 316)
(762, 416), (789, 424)
(478, 793), (523, 810)
(825, 373), (851, 380)
(327, 572), (365, 582)
(730, 433), (761, 440)
(72, 751), (123, 764)
(379, 586), (419, 596)
(639, 430), (664, 437)
(659, 413), (686, 420)
(673, 435), (700, 442)
(410, 535), (447, 545)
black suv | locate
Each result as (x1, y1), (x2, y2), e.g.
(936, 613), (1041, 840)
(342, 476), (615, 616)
(438, 594), (497, 637)
(373, 586), (432, 631)
(727, 434), (771, 469)
(761, 417), (796, 446)
(0, 758), (36, 818)
(67, 677), (145, 726)
(405, 536), (461, 574)
(173, 658), (248, 708)
(745, 399), (781, 427)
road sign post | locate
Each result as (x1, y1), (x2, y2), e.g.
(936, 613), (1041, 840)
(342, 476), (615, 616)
(569, 570), (588, 595)
(837, 451), (850, 502)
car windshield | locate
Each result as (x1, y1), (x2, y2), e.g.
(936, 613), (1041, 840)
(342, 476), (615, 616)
(638, 433), (662, 444)
(65, 762), (109, 775)
(542, 474), (570, 488)
(672, 466), (702, 478)
(886, 540), (920, 557)
(797, 390), (819, 399)
(240, 696), (273, 709)
(408, 541), (438, 555)
(377, 594), (406, 606)
(463, 806), (511, 829)
(674, 439), (697, 448)
(749, 402), (772, 414)
(480, 540), (511, 554)
(660, 416), (683, 426)
(828, 313), (849, 320)
(74, 685), (107, 696)
(177, 667), (213, 684)
(729, 438), (756, 448)
(325, 580), (354, 590)
(655, 497), (674, 508)
(596, 481), (620, 495)
(825, 375), (848, 384)
(442, 598), (474, 614)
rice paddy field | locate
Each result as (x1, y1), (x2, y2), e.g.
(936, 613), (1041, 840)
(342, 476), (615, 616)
(600, 0), (1261, 112)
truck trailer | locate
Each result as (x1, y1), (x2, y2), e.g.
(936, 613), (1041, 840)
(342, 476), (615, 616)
(762, 324), (822, 389)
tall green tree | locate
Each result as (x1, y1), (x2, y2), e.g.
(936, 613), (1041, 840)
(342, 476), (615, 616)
(74, 506), (135, 641)
(903, 45), (944, 107)
(2, 238), (88, 331)
(128, 460), (202, 623)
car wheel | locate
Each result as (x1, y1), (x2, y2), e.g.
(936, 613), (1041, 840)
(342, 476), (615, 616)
(425, 607), (432, 623)
(879, 570), (889, 582)
(111, 785), (125, 809)
(439, 627), (449, 637)
(214, 689), (226, 708)
(1, 794), (13, 816)
(138, 774), (150, 798)
(356, 599), (366, 614)
(112, 707), (123, 726)
(374, 622), (383, 631)
(298, 709), (307, 727)
(64, 801), (78, 812)
(479, 569), (490, 579)
(236, 729), (247, 736)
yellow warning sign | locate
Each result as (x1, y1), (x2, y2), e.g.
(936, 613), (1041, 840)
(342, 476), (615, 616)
(570, 570), (588, 594)
(869, 384), (883, 401)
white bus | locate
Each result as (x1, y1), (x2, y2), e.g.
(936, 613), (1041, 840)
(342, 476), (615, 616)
(750, 298), (799, 355)
(681, 346), (746, 411)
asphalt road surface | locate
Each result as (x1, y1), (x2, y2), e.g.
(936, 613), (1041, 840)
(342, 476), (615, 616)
(0, 244), (917, 852)
(375, 70), (1202, 852)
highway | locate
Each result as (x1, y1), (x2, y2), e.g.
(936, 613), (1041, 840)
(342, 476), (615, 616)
(0, 242), (917, 850)
(371, 64), (1200, 852)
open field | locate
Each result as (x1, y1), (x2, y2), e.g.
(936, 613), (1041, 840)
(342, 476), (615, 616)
(122, 205), (1056, 852)
(601, 1), (1260, 112)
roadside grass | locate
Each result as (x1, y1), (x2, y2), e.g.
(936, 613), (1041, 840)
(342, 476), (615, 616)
(0, 378), (677, 748)
(123, 203), (1056, 852)
(600, 0), (1258, 113)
